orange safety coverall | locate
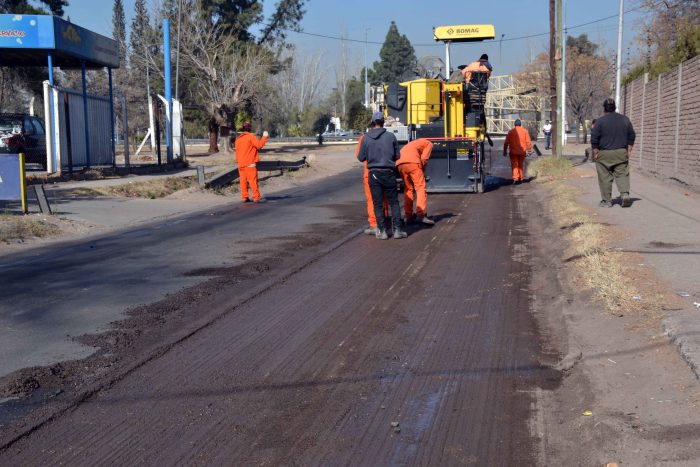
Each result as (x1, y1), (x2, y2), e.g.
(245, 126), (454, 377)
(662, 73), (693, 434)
(461, 60), (492, 83)
(503, 126), (532, 182)
(235, 131), (268, 201)
(396, 138), (433, 219)
(356, 135), (387, 228)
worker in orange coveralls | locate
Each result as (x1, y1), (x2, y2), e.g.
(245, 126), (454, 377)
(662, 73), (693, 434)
(235, 121), (268, 203)
(396, 138), (434, 225)
(460, 53), (493, 83)
(503, 119), (532, 185)
(356, 133), (389, 235)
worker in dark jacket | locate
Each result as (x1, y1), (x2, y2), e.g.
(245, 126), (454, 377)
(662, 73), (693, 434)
(591, 98), (636, 208)
(357, 111), (406, 240)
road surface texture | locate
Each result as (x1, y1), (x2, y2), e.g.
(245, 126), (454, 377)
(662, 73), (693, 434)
(0, 149), (562, 464)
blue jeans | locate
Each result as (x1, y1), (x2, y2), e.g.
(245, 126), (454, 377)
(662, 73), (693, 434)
(544, 132), (551, 149)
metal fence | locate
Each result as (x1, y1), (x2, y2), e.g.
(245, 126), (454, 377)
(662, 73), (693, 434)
(44, 82), (114, 171)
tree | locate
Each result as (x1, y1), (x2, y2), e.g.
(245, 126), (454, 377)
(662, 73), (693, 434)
(566, 34), (598, 56)
(179, 4), (276, 152)
(346, 101), (371, 132)
(334, 33), (349, 118)
(127, 0), (153, 135)
(565, 47), (613, 134)
(638, 0), (700, 61)
(371, 21), (416, 83)
(625, 1), (700, 83)
(270, 50), (325, 135)
(0, 0), (68, 15)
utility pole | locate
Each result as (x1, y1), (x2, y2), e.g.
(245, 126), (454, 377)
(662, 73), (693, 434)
(175, 0), (182, 100)
(615, 0), (624, 106)
(555, 0), (563, 158)
(561, 0), (567, 147)
(549, 0), (558, 156)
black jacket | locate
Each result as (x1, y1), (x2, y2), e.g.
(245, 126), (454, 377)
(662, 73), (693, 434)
(591, 112), (636, 151)
(357, 128), (399, 169)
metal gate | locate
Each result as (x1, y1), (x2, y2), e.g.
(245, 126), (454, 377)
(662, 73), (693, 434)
(44, 82), (114, 172)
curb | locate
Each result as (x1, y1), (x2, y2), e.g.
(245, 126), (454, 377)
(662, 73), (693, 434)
(663, 310), (700, 380)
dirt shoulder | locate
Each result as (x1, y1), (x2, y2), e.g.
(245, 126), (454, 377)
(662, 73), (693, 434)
(528, 159), (700, 465)
(0, 143), (359, 255)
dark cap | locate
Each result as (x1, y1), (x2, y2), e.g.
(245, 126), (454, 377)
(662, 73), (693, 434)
(371, 111), (384, 122)
(479, 54), (489, 61)
(457, 64), (467, 70)
(514, 119), (522, 126)
(241, 121), (252, 131)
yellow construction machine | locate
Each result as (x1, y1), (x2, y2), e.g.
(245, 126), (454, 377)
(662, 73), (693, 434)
(383, 24), (495, 193)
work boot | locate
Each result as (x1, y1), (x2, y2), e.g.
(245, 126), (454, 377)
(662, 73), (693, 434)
(598, 200), (613, 208)
(417, 216), (435, 225)
(621, 193), (632, 208)
(375, 229), (389, 240)
(242, 198), (252, 203)
(364, 226), (378, 235)
(254, 198), (267, 203)
(393, 229), (407, 239)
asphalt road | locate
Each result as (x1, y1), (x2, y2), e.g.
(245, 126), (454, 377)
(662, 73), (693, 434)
(1, 147), (559, 464)
(0, 167), (365, 377)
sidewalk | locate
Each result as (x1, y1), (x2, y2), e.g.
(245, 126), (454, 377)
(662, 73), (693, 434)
(565, 159), (700, 377)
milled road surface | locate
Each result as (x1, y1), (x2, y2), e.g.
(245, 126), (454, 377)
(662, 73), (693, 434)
(1, 149), (559, 464)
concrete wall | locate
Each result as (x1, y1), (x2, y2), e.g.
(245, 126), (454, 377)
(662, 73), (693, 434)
(620, 55), (700, 187)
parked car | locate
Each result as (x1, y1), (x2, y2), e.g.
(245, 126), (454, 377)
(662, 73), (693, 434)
(0, 114), (47, 169)
(321, 130), (351, 138)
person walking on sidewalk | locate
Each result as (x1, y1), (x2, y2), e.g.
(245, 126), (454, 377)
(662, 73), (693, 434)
(591, 98), (636, 208)
(542, 120), (552, 150)
(357, 112), (407, 240)
(503, 119), (532, 184)
(235, 121), (268, 203)
(396, 138), (434, 225)
(583, 119), (596, 163)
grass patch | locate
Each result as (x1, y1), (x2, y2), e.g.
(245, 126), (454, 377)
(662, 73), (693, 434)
(96, 176), (197, 199)
(0, 214), (60, 243)
(545, 182), (663, 317)
(528, 156), (573, 181)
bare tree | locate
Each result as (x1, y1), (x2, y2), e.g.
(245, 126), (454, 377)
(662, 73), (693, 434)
(179, 3), (275, 152)
(272, 50), (325, 134)
(334, 31), (349, 120)
(566, 49), (614, 131)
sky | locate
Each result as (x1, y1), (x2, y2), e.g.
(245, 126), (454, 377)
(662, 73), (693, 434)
(63, 0), (652, 89)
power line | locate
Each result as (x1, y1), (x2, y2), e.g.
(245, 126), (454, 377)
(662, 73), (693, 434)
(283, 1), (657, 47)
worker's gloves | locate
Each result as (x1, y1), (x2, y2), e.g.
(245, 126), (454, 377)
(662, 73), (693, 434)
(262, 131), (269, 137)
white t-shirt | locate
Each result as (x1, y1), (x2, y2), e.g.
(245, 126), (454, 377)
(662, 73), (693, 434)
(543, 123), (552, 134)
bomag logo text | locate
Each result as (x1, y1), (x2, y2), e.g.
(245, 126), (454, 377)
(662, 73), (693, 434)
(456, 28), (479, 34)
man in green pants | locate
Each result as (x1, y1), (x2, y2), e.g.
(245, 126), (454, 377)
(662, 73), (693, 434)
(591, 98), (636, 208)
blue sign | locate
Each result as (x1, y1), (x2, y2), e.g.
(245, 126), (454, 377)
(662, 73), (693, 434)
(0, 15), (54, 49)
(0, 14), (119, 68)
(0, 154), (22, 201)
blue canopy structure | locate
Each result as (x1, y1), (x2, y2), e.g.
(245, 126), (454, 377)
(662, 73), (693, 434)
(0, 14), (119, 68)
(0, 14), (119, 172)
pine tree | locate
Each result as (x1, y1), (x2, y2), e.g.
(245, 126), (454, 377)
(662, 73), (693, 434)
(371, 21), (416, 83)
(127, 0), (154, 136)
(112, 0), (127, 69)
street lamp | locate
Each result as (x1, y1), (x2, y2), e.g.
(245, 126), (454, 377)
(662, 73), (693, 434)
(499, 34), (505, 64)
(364, 27), (370, 108)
